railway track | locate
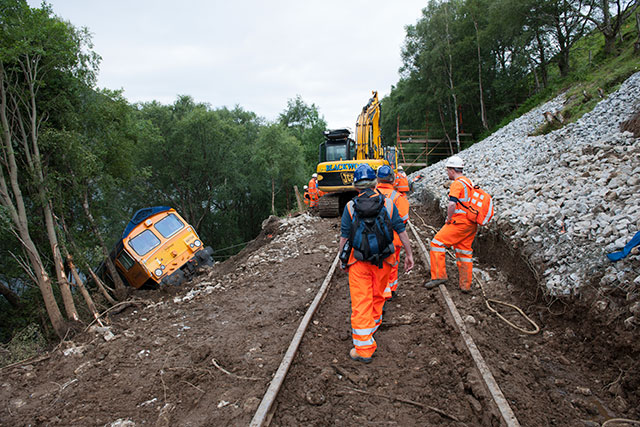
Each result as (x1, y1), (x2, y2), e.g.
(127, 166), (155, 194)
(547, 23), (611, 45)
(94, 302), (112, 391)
(250, 220), (524, 426)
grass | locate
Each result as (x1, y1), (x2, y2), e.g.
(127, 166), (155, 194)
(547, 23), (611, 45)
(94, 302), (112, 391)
(508, 14), (640, 137)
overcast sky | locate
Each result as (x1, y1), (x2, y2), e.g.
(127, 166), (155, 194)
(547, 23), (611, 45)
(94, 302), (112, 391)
(28, 1), (426, 129)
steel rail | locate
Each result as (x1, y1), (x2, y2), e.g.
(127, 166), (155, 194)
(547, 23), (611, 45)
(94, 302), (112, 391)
(250, 253), (340, 427)
(408, 220), (521, 427)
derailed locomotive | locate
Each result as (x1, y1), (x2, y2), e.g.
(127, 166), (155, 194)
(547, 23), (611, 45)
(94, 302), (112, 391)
(101, 206), (213, 289)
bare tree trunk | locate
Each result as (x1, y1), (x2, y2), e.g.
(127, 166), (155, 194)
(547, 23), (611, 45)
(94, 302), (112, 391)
(535, 31), (548, 88)
(438, 105), (454, 156)
(602, 0), (615, 54)
(66, 254), (101, 323)
(82, 189), (127, 300)
(43, 200), (79, 321)
(271, 177), (276, 215)
(531, 59), (541, 93)
(473, 19), (488, 131)
(636, 12), (640, 54)
(444, 5), (461, 152)
(85, 262), (117, 305)
(0, 62), (66, 337)
(285, 185), (290, 212)
(294, 185), (304, 212)
(0, 282), (20, 308)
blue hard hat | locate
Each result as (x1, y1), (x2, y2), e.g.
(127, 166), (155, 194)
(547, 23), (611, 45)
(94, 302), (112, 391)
(376, 165), (393, 179)
(353, 164), (376, 183)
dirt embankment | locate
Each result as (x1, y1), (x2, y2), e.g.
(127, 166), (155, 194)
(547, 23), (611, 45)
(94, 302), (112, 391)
(1, 206), (639, 426)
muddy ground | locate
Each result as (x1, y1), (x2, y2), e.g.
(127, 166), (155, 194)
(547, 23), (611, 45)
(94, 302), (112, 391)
(1, 205), (639, 426)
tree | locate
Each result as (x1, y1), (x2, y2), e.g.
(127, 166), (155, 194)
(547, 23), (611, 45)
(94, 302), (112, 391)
(253, 124), (305, 215)
(278, 96), (327, 175)
(0, 0), (98, 335)
(580, 0), (640, 54)
(537, 0), (592, 76)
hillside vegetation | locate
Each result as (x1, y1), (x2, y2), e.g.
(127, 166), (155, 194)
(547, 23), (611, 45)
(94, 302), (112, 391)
(381, 0), (640, 165)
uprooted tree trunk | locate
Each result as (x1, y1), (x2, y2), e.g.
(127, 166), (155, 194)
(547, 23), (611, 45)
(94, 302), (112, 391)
(82, 189), (127, 300)
(85, 263), (117, 305)
(59, 211), (117, 307)
(65, 253), (102, 325)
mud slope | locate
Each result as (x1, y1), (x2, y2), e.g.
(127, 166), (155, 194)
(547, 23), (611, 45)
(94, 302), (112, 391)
(2, 208), (639, 426)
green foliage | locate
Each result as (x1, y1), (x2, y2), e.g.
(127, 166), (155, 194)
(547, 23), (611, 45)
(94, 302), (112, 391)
(0, 323), (46, 367)
(384, 0), (640, 151)
(254, 123), (306, 205)
(278, 95), (327, 176)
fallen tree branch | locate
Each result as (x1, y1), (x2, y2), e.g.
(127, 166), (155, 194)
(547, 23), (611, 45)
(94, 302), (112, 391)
(83, 299), (151, 332)
(332, 364), (362, 385)
(211, 358), (261, 381)
(338, 385), (463, 423)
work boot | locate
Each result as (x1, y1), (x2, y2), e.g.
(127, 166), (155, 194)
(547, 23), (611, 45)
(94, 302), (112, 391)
(460, 287), (472, 294)
(391, 290), (397, 300)
(424, 279), (447, 289)
(349, 348), (372, 364)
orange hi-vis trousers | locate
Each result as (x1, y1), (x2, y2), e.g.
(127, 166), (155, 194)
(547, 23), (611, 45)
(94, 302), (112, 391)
(348, 260), (391, 358)
(383, 245), (402, 298)
(429, 222), (477, 290)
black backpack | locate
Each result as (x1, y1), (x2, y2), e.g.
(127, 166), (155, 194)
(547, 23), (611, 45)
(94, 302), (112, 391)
(349, 191), (395, 268)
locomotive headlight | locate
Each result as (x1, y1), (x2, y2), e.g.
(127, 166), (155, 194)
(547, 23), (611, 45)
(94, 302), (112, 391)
(154, 268), (163, 277)
(194, 239), (202, 248)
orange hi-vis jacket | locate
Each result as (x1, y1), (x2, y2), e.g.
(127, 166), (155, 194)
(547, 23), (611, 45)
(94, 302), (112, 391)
(429, 175), (477, 291)
(376, 182), (410, 296)
(394, 171), (410, 193)
(449, 176), (475, 224)
(375, 182), (409, 246)
(308, 178), (318, 207)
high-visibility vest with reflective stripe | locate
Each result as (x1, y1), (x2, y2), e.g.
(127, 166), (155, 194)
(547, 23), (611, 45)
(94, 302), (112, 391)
(394, 173), (410, 193)
(376, 184), (409, 246)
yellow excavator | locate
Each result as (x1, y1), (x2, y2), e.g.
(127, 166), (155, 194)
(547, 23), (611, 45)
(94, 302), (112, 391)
(315, 91), (397, 217)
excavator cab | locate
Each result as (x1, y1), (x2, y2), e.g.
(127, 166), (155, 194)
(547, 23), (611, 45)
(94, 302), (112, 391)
(314, 92), (390, 217)
(319, 129), (354, 163)
(384, 146), (398, 170)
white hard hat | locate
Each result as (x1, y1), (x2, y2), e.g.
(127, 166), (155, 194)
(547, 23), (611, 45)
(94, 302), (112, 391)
(398, 166), (403, 170)
(445, 155), (464, 169)
(312, 173), (318, 178)
(304, 185), (308, 189)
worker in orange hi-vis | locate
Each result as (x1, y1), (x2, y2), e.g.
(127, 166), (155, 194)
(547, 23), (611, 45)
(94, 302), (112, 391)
(308, 173), (318, 208)
(303, 185), (310, 208)
(425, 155), (477, 293)
(394, 166), (410, 195)
(339, 164), (414, 364)
(375, 165), (410, 301)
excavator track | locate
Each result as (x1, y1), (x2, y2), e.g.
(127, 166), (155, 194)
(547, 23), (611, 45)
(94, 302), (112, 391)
(318, 195), (340, 218)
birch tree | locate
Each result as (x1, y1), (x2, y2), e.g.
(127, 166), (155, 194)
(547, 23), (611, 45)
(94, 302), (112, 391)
(0, 0), (98, 335)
